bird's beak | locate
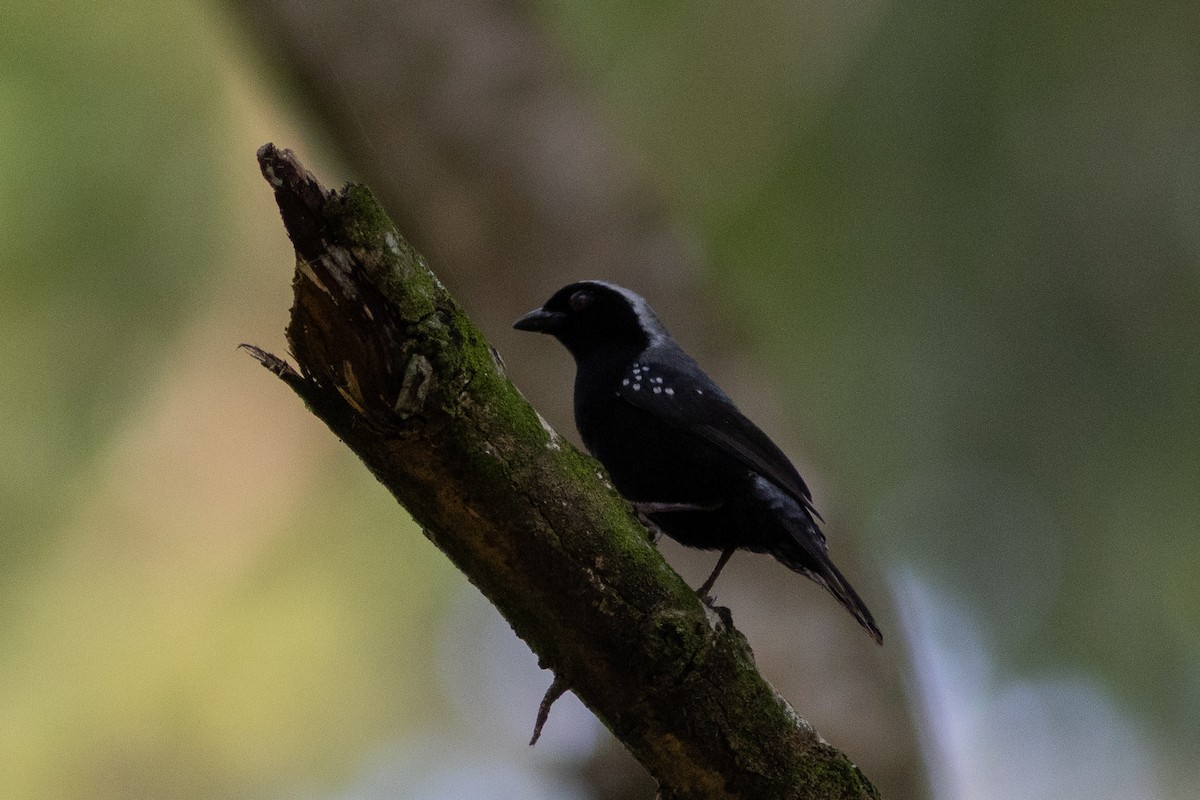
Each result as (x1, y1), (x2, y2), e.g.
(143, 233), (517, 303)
(513, 308), (566, 333)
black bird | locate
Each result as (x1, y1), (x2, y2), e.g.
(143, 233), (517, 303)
(514, 280), (882, 644)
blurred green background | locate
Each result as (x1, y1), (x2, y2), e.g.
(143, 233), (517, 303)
(2, 0), (1197, 798)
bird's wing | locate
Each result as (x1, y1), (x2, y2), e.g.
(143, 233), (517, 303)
(616, 349), (819, 516)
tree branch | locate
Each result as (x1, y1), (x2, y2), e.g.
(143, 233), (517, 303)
(244, 143), (878, 800)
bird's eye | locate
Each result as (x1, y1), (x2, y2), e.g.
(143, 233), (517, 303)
(569, 290), (593, 312)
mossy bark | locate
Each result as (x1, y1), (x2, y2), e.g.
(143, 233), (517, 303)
(244, 144), (879, 800)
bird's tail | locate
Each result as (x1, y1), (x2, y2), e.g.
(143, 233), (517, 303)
(808, 550), (883, 645)
(750, 475), (883, 643)
(776, 534), (883, 645)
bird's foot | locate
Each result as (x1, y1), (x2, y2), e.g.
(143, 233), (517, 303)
(634, 509), (666, 542)
(633, 501), (722, 515)
(632, 501), (721, 543)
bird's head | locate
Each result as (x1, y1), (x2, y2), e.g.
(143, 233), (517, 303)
(513, 280), (670, 360)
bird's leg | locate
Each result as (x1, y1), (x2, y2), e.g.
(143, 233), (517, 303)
(633, 505), (666, 542)
(633, 501), (722, 514)
(696, 546), (736, 599)
(632, 501), (722, 543)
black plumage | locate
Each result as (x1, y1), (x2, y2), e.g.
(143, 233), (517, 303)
(514, 280), (882, 644)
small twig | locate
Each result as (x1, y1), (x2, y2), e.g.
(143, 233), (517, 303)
(529, 675), (570, 746)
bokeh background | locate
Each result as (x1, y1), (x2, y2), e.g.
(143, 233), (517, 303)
(2, 1), (1197, 798)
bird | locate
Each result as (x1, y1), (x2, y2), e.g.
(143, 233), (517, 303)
(514, 280), (882, 644)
